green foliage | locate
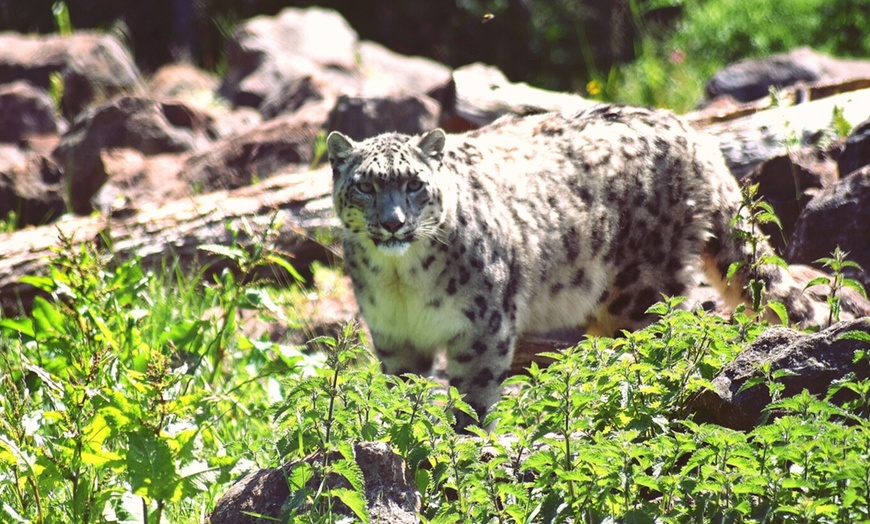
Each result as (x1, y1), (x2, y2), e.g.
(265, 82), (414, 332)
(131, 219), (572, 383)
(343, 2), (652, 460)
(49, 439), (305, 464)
(727, 183), (788, 323)
(3, 228), (870, 522)
(610, 0), (870, 111)
(0, 221), (314, 523)
(804, 247), (868, 328)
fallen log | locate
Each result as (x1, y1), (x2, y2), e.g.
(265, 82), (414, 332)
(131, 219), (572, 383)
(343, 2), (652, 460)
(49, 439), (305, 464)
(0, 168), (338, 317)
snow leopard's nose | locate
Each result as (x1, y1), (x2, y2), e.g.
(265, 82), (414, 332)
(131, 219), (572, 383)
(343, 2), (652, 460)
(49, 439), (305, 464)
(380, 214), (405, 233)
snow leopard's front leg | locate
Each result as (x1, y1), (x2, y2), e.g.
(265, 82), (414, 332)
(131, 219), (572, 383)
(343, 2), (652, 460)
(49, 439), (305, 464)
(368, 330), (435, 376)
(445, 308), (517, 431)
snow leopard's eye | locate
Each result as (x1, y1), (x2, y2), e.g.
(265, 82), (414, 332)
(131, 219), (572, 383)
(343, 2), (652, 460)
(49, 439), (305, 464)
(407, 179), (423, 192)
(357, 181), (375, 194)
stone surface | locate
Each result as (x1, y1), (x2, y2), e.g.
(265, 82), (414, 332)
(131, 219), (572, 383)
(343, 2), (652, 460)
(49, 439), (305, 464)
(259, 74), (335, 119)
(450, 62), (594, 129)
(218, 7), (359, 109)
(838, 118), (870, 177)
(148, 63), (219, 104)
(182, 102), (329, 193)
(209, 442), (420, 524)
(706, 47), (870, 103)
(0, 81), (65, 141)
(326, 93), (440, 141)
(53, 95), (208, 214)
(787, 166), (870, 288)
(691, 319), (870, 430)
(743, 147), (837, 254)
(356, 40), (453, 103)
(0, 31), (141, 119)
(0, 143), (65, 227)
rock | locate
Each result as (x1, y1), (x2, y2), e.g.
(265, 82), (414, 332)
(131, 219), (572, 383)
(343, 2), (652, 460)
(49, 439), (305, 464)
(356, 40), (453, 103)
(743, 147), (837, 254)
(702, 87), (870, 179)
(0, 143), (65, 227)
(786, 166), (870, 288)
(450, 63), (594, 130)
(691, 319), (870, 431)
(259, 75), (335, 120)
(182, 102), (329, 193)
(90, 149), (189, 214)
(0, 32), (141, 119)
(218, 7), (359, 109)
(326, 93), (440, 141)
(706, 47), (870, 103)
(0, 81), (66, 141)
(148, 63), (219, 106)
(53, 95), (209, 215)
(209, 442), (420, 524)
(838, 118), (870, 177)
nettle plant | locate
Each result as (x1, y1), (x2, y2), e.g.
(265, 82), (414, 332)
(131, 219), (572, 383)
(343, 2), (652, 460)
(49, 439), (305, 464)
(267, 299), (870, 523)
(0, 217), (315, 524)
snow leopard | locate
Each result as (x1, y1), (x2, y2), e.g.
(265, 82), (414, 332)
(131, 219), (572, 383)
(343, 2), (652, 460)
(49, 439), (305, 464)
(326, 103), (851, 429)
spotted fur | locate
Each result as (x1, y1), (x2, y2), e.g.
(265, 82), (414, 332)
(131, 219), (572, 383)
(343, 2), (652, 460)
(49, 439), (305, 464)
(326, 104), (836, 429)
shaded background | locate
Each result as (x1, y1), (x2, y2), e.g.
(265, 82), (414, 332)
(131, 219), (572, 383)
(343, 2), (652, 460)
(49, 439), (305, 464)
(1, 0), (868, 110)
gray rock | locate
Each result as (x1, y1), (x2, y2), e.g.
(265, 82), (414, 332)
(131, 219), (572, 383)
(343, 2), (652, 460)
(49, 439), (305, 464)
(0, 31), (141, 119)
(692, 319), (870, 430)
(838, 118), (870, 177)
(209, 442), (420, 524)
(0, 81), (66, 141)
(356, 40), (453, 104)
(53, 95), (207, 214)
(326, 93), (440, 141)
(786, 166), (870, 289)
(743, 147), (837, 254)
(183, 102), (329, 193)
(706, 47), (870, 103)
(0, 143), (65, 227)
(259, 75), (333, 120)
(218, 7), (359, 109)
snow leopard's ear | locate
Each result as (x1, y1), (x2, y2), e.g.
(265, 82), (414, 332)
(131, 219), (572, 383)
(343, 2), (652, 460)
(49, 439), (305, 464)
(418, 129), (446, 161)
(326, 131), (355, 162)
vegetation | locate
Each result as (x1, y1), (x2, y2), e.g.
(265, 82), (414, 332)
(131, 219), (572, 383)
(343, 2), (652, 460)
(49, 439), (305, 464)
(1, 216), (869, 523)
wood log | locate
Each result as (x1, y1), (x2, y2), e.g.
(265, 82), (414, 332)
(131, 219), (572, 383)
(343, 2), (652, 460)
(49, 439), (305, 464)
(0, 168), (338, 317)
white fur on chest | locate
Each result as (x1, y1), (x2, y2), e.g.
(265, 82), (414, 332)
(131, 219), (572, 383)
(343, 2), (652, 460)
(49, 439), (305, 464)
(356, 249), (468, 352)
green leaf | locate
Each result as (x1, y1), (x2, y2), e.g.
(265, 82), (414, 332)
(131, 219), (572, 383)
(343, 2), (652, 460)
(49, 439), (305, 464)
(0, 317), (34, 338)
(843, 278), (868, 297)
(838, 329), (870, 342)
(766, 301), (788, 325)
(198, 243), (248, 263)
(331, 487), (369, 524)
(126, 428), (180, 502)
(266, 253), (306, 284)
(803, 276), (830, 290)
(725, 261), (744, 282)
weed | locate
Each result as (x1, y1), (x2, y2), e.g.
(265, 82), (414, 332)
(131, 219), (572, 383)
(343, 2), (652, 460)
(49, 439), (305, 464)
(804, 246), (868, 327)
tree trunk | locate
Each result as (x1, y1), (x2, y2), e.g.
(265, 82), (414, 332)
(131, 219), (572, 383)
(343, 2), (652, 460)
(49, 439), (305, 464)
(0, 168), (338, 316)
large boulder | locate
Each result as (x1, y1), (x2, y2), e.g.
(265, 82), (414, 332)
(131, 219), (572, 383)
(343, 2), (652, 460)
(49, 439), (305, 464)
(450, 63), (594, 130)
(743, 147), (837, 254)
(326, 93), (441, 141)
(0, 32), (141, 119)
(53, 95), (209, 214)
(0, 81), (66, 141)
(786, 166), (870, 288)
(182, 102), (329, 193)
(706, 47), (870, 103)
(0, 142), (65, 227)
(218, 7), (359, 109)
(691, 319), (870, 430)
(838, 118), (870, 177)
(209, 442), (420, 524)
